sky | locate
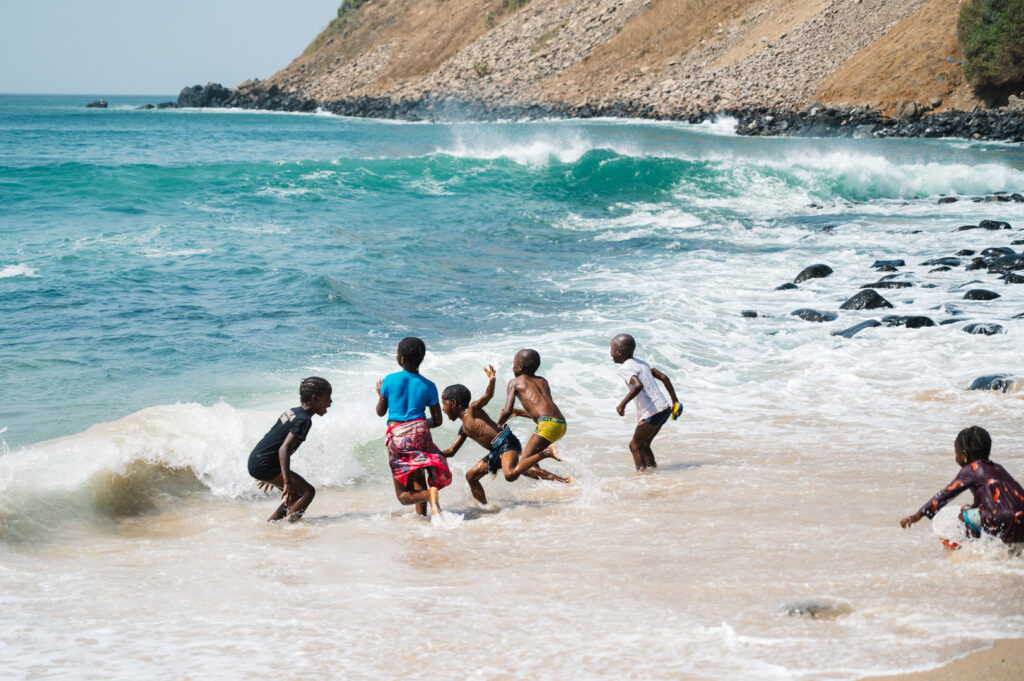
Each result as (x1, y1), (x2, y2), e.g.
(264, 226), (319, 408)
(0, 0), (343, 95)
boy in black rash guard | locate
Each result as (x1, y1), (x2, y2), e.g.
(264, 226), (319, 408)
(901, 426), (1024, 544)
(248, 376), (332, 522)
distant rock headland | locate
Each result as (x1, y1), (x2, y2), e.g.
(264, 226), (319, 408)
(170, 0), (1024, 140)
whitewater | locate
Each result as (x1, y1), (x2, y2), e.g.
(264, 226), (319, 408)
(1, 94), (1023, 680)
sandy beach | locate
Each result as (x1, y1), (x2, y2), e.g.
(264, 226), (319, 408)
(863, 639), (1024, 681)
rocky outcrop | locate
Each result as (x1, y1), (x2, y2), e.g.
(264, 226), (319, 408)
(172, 0), (1024, 141)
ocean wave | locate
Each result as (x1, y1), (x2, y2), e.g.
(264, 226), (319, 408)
(0, 401), (374, 542)
(0, 264), (40, 279)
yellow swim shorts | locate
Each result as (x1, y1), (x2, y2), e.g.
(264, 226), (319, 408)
(535, 417), (567, 444)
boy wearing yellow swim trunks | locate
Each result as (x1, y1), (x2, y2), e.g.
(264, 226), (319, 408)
(497, 348), (567, 466)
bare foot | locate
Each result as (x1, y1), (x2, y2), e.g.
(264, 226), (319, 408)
(565, 475), (574, 484)
(541, 444), (562, 461)
(428, 487), (442, 516)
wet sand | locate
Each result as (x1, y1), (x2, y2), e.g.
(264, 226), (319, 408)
(862, 639), (1024, 681)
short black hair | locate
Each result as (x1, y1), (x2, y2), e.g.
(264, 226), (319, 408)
(516, 348), (541, 375)
(398, 337), (426, 369)
(955, 425), (991, 463)
(441, 384), (471, 409)
(299, 376), (332, 403)
(612, 333), (636, 354)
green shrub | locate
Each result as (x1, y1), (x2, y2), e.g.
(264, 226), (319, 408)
(473, 60), (492, 78)
(338, 0), (368, 18)
(503, 0), (531, 10)
(957, 0), (1024, 96)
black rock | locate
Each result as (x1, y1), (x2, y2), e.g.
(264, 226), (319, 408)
(968, 375), (1015, 392)
(981, 247), (1015, 258)
(791, 308), (838, 322)
(872, 259), (905, 269)
(156, 101), (177, 109)
(939, 318), (961, 325)
(962, 323), (1005, 335)
(956, 224), (979, 232)
(882, 315), (936, 328)
(1003, 273), (1024, 284)
(987, 254), (1024, 273)
(978, 219), (1012, 230)
(741, 310), (759, 318)
(920, 257), (960, 267)
(780, 601), (853, 619)
(937, 197), (958, 204)
(1013, 239), (1024, 245)
(86, 99), (108, 108)
(860, 280), (914, 289)
(841, 290), (893, 310)
(178, 82), (234, 108)
(929, 266), (952, 272)
(963, 289), (1001, 300)
(831, 319), (882, 338)
(136, 104), (155, 110)
(955, 249), (976, 256)
(776, 282), (798, 291)
(794, 264), (834, 283)
(966, 257), (989, 271)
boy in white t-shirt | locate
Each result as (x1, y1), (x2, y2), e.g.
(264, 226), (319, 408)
(610, 334), (681, 471)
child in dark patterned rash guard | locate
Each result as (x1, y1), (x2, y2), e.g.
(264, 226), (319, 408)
(375, 336), (451, 517)
(610, 334), (682, 471)
(247, 377), (332, 522)
(901, 426), (1024, 544)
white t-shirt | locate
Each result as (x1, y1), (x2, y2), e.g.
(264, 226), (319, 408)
(618, 357), (670, 421)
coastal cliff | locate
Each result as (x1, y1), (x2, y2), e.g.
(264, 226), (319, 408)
(175, 0), (1024, 140)
(260, 0), (983, 115)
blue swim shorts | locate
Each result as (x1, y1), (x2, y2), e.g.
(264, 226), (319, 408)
(486, 426), (521, 475)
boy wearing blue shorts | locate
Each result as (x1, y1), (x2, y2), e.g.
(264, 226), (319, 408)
(610, 334), (681, 471)
(441, 365), (569, 505)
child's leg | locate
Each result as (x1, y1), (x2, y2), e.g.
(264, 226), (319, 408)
(393, 470), (436, 516)
(283, 472), (316, 521)
(262, 472), (316, 522)
(629, 421), (661, 471)
(520, 465), (573, 484)
(502, 435), (561, 482)
(465, 459), (490, 505)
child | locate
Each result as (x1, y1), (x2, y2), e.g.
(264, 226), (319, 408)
(375, 337), (452, 517)
(900, 425), (1024, 544)
(610, 334), (681, 471)
(497, 348), (568, 470)
(441, 365), (570, 505)
(247, 376), (332, 522)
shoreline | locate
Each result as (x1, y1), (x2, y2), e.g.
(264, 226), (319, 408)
(860, 638), (1024, 681)
(170, 82), (1024, 144)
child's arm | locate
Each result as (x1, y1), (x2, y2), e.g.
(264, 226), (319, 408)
(471, 365), (497, 409)
(428, 403), (443, 428)
(442, 431), (468, 458)
(616, 375), (643, 416)
(497, 379), (518, 425)
(375, 379), (388, 417)
(651, 367), (679, 406)
(278, 433), (302, 506)
(900, 471), (971, 528)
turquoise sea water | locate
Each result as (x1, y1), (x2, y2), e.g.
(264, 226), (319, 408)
(4, 94), (1023, 448)
(2, 94), (1024, 681)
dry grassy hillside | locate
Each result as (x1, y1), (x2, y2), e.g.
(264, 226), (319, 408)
(261, 0), (984, 113)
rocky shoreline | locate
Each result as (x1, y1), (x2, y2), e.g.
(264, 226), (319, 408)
(168, 82), (1024, 144)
